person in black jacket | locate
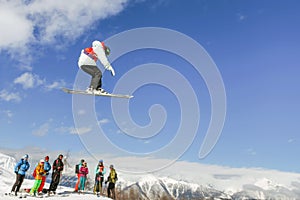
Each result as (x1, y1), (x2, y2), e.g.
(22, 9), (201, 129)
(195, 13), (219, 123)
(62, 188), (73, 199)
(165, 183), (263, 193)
(48, 154), (64, 195)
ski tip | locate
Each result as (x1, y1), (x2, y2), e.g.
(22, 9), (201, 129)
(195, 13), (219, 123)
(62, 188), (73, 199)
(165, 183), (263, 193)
(61, 87), (70, 92)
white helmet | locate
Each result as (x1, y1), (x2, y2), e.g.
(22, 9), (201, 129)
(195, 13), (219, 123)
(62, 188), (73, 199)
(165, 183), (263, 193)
(92, 40), (102, 47)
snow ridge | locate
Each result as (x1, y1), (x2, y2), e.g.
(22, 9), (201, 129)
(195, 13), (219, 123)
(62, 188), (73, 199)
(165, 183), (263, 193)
(1, 152), (300, 199)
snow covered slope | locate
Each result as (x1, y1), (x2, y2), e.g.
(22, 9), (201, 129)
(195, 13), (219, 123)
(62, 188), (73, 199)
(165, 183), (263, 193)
(0, 152), (112, 200)
(1, 152), (300, 199)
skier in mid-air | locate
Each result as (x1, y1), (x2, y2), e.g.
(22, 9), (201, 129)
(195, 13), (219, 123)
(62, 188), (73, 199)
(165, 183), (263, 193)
(78, 40), (115, 95)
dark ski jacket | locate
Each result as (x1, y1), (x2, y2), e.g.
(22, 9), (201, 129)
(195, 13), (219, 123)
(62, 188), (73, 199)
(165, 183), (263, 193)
(52, 157), (64, 174)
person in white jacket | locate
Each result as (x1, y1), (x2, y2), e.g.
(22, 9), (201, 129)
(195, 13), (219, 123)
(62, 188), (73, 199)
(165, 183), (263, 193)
(78, 40), (115, 94)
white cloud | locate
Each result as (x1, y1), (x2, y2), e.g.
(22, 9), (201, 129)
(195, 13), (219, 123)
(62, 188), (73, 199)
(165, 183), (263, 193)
(55, 126), (91, 135)
(55, 126), (74, 134)
(288, 138), (295, 143)
(70, 126), (92, 135)
(246, 148), (257, 156)
(14, 72), (45, 89)
(78, 109), (86, 115)
(0, 2), (33, 49)
(237, 13), (247, 22)
(0, 0), (129, 58)
(0, 90), (21, 102)
(14, 72), (66, 91)
(45, 80), (66, 91)
(0, 110), (14, 124)
(19, 65), (33, 71)
(3, 110), (13, 118)
(98, 118), (110, 124)
(32, 119), (53, 137)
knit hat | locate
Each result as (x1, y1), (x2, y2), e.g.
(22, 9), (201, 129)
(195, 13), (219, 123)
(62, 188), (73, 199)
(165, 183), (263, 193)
(40, 159), (45, 163)
(23, 154), (29, 159)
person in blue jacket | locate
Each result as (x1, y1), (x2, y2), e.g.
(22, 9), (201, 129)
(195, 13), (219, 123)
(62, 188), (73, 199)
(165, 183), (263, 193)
(11, 154), (30, 196)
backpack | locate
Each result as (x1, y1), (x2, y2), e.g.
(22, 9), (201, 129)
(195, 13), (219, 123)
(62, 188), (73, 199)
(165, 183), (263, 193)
(75, 164), (79, 174)
(115, 172), (118, 181)
(84, 47), (98, 61)
(32, 167), (36, 178)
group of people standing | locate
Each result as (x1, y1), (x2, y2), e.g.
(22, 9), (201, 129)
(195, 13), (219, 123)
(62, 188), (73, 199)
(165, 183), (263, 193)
(10, 154), (117, 199)
(74, 159), (117, 199)
(9, 39), (119, 198)
(11, 154), (64, 197)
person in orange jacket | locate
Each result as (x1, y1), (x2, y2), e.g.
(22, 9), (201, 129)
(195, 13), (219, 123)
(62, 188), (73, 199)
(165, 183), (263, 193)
(30, 160), (46, 196)
(37, 156), (51, 193)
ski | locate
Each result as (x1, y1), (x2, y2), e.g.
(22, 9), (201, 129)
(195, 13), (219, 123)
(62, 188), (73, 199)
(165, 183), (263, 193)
(4, 192), (27, 198)
(62, 87), (133, 99)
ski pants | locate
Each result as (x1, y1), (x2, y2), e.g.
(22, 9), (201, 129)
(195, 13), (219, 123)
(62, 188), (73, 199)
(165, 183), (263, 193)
(79, 176), (87, 191)
(48, 172), (61, 192)
(11, 174), (25, 193)
(30, 179), (42, 194)
(75, 173), (80, 191)
(80, 65), (102, 90)
(107, 182), (115, 199)
(38, 175), (46, 193)
(94, 176), (104, 193)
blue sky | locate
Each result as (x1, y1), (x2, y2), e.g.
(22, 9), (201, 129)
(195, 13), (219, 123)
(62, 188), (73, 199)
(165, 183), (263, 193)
(0, 0), (300, 173)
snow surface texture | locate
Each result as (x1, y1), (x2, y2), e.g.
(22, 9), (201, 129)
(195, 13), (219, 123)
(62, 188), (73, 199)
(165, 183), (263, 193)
(0, 153), (112, 200)
(1, 152), (300, 199)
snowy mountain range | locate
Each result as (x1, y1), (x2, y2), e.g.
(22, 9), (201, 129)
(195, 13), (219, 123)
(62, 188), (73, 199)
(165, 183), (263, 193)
(115, 174), (300, 200)
(1, 151), (300, 199)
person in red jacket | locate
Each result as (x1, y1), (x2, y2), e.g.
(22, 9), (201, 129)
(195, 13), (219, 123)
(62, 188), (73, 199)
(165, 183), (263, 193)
(78, 162), (89, 194)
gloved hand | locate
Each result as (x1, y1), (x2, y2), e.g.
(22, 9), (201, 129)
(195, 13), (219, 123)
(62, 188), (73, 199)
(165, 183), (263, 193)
(106, 64), (115, 76)
(110, 67), (115, 76)
(15, 171), (18, 174)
